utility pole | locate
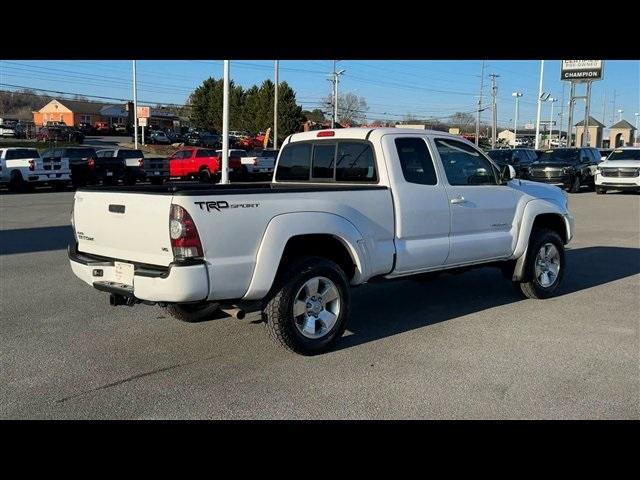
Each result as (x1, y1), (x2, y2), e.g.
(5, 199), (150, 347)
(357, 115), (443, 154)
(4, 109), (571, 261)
(566, 82), (576, 147)
(602, 90), (607, 126)
(559, 82), (566, 142)
(611, 90), (617, 125)
(274, 60), (279, 150)
(490, 73), (499, 148)
(221, 60), (230, 184)
(549, 98), (557, 145)
(132, 60), (138, 150)
(330, 60), (345, 128)
(534, 60), (545, 149)
(475, 60), (485, 146)
(582, 82), (593, 147)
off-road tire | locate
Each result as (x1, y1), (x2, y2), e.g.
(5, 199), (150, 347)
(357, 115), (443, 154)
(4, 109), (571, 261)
(262, 256), (350, 355)
(516, 229), (565, 299)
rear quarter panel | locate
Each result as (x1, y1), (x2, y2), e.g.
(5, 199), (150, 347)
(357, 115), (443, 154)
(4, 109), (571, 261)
(172, 188), (396, 301)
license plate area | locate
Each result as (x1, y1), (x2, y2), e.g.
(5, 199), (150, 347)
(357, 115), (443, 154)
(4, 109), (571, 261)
(114, 261), (134, 286)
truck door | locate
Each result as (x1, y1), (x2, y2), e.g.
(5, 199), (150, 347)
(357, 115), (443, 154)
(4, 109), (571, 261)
(384, 135), (451, 273)
(430, 137), (518, 265)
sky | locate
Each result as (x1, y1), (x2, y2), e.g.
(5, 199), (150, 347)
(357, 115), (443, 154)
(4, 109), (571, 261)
(1, 60), (638, 131)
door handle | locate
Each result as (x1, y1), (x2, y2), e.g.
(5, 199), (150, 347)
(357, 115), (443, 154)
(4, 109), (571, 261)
(450, 196), (467, 205)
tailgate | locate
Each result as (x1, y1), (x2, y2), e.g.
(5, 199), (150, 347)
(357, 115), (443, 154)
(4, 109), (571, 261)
(144, 156), (169, 172)
(257, 157), (275, 169)
(73, 190), (174, 266)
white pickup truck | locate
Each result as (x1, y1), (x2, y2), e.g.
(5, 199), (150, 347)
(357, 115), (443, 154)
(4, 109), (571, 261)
(1, 147), (71, 191)
(218, 148), (278, 179)
(69, 128), (575, 355)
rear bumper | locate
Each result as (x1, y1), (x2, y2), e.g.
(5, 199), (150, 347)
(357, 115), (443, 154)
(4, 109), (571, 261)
(26, 173), (71, 183)
(246, 165), (274, 174)
(68, 243), (209, 303)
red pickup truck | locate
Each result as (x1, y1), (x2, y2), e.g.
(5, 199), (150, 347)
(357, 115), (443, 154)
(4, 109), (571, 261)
(168, 147), (243, 182)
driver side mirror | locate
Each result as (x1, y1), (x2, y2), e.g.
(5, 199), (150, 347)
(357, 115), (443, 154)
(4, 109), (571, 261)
(501, 164), (516, 182)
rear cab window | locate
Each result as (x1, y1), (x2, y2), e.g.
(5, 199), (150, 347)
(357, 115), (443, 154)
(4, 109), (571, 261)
(276, 140), (377, 183)
(395, 137), (438, 185)
(196, 149), (216, 158)
(5, 148), (39, 160)
(118, 150), (144, 159)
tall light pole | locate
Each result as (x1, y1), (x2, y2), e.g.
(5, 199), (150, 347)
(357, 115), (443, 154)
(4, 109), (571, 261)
(221, 60), (230, 184)
(274, 60), (279, 150)
(618, 109), (624, 121)
(548, 97), (557, 146)
(331, 63), (345, 128)
(132, 60), (138, 150)
(512, 92), (523, 148)
(534, 60), (545, 149)
(489, 74), (499, 148)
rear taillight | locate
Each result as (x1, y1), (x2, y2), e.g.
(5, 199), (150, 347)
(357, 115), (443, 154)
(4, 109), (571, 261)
(169, 204), (203, 260)
(138, 158), (144, 168)
(28, 160), (35, 171)
(87, 158), (95, 169)
(70, 204), (77, 241)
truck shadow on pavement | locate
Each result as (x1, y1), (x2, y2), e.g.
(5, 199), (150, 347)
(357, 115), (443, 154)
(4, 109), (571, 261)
(0, 225), (73, 255)
(333, 246), (640, 352)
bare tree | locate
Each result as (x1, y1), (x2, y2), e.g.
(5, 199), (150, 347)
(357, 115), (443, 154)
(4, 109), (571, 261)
(449, 112), (475, 133)
(322, 92), (368, 126)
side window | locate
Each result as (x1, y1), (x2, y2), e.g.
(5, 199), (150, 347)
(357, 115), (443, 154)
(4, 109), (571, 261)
(434, 138), (498, 186)
(335, 142), (377, 182)
(395, 137), (437, 185)
(275, 143), (312, 181)
(197, 149), (215, 157)
(312, 143), (336, 179)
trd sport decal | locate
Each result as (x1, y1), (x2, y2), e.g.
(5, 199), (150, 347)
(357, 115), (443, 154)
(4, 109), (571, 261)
(194, 201), (260, 212)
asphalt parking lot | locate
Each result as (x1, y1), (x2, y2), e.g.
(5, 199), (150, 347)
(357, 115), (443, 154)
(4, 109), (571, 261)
(0, 188), (638, 419)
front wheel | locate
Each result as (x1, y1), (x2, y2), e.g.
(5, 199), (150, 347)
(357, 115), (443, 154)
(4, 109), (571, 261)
(262, 257), (350, 355)
(515, 229), (565, 299)
(569, 175), (581, 193)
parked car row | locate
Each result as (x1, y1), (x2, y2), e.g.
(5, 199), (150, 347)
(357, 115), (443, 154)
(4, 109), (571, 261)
(1, 144), (278, 192)
(485, 146), (639, 194)
(36, 126), (85, 144)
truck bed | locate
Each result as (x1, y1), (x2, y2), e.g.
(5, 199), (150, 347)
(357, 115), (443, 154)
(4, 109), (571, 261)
(78, 182), (388, 195)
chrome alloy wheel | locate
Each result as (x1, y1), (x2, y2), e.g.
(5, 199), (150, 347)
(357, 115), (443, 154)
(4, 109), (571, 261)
(534, 242), (561, 288)
(293, 276), (341, 339)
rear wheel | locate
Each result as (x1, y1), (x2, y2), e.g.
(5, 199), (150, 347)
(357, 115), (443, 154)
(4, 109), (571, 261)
(199, 168), (212, 183)
(262, 256), (350, 355)
(515, 229), (565, 299)
(165, 302), (221, 323)
(8, 171), (26, 192)
(123, 172), (136, 186)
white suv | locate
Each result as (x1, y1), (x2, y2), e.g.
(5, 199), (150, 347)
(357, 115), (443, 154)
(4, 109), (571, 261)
(595, 147), (640, 194)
